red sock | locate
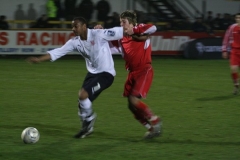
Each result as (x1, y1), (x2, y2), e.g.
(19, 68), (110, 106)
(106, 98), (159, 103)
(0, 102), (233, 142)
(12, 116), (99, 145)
(135, 101), (154, 119)
(133, 114), (151, 129)
(231, 73), (239, 86)
(134, 114), (148, 125)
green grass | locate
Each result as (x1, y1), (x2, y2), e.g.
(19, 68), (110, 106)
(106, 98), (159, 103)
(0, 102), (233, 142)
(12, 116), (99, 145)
(0, 56), (239, 160)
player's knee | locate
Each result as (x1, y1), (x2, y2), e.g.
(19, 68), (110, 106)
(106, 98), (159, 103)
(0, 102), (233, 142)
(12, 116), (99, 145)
(128, 103), (134, 111)
(128, 95), (140, 106)
(231, 66), (238, 73)
(78, 89), (89, 100)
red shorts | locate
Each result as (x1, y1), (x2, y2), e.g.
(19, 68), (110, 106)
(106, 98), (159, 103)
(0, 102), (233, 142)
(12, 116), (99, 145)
(230, 49), (240, 66)
(123, 66), (153, 98)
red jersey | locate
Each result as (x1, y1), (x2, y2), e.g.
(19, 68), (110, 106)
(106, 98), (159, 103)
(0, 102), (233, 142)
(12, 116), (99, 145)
(222, 23), (240, 53)
(120, 24), (157, 71)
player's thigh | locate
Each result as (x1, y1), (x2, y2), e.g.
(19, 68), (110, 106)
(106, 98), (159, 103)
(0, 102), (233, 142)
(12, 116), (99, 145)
(230, 51), (240, 65)
(131, 67), (154, 98)
(82, 72), (114, 101)
(123, 73), (133, 97)
(230, 52), (240, 72)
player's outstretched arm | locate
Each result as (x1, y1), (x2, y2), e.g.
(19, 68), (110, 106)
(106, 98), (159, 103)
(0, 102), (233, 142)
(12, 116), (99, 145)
(94, 24), (149, 41)
(27, 54), (51, 64)
(94, 24), (134, 36)
(129, 24), (157, 35)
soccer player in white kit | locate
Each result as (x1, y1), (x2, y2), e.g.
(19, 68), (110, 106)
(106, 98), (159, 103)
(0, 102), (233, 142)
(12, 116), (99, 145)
(27, 17), (135, 138)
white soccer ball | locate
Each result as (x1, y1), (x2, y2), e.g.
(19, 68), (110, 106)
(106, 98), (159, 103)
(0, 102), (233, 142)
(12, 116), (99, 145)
(21, 127), (40, 144)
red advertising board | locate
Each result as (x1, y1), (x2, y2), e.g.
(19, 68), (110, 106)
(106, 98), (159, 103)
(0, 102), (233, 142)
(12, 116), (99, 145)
(0, 30), (225, 55)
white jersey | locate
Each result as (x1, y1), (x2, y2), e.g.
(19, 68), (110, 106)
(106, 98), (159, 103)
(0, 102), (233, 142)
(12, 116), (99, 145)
(47, 27), (124, 76)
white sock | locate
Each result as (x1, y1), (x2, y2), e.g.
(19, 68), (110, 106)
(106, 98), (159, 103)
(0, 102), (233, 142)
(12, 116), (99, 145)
(144, 124), (151, 130)
(78, 98), (93, 120)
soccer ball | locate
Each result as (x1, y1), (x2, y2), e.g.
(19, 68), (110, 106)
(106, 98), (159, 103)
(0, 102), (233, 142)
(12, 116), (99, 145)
(21, 127), (40, 144)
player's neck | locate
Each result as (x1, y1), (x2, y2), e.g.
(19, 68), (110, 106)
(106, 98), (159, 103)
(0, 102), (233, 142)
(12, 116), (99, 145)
(80, 30), (88, 40)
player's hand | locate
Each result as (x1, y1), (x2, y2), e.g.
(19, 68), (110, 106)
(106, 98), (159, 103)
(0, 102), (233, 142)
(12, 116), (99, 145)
(94, 24), (103, 29)
(26, 57), (41, 64)
(222, 52), (228, 59)
(131, 34), (149, 41)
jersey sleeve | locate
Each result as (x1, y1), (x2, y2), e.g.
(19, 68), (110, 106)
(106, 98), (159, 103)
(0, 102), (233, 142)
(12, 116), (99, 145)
(47, 39), (75, 61)
(108, 40), (122, 54)
(222, 24), (236, 52)
(100, 27), (123, 41)
(222, 27), (231, 52)
(133, 23), (157, 35)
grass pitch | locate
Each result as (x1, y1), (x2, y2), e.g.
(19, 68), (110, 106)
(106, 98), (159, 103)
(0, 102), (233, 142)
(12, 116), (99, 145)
(0, 56), (239, 160)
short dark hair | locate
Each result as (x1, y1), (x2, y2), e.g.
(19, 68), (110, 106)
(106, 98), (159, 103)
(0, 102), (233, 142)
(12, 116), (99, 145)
(0, 15), (6, 20)
(235, 13), (240, 17)
(73, 17), (88, 26)
(120, 10), (137, 25)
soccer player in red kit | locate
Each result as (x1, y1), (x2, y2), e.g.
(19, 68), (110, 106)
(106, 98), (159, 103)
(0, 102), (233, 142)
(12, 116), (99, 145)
(95, 10), (161, 139)
(119, 10), (162, 139)
(222, 13), (240, 95)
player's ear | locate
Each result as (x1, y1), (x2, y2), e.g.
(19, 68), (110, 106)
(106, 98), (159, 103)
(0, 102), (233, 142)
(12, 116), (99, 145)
(83, 23), (87, 29)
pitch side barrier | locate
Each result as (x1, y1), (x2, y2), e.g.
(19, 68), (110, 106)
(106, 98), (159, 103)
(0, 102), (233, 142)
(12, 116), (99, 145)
(183, 37), (225, 59)
(0, 30), (225, 58)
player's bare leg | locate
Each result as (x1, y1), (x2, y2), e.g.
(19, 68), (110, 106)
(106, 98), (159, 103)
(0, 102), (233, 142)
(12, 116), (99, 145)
(230, 65), (239, 95)
(128, 103), (152, 130)
(128, 95), (162, 139)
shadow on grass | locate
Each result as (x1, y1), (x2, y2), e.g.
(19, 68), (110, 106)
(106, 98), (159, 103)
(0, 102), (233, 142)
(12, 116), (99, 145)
(159, 138), (240, 146)
(1, 124), (240, 146)
(196, 94), (238, 101)
(85, 132), (240, 146)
